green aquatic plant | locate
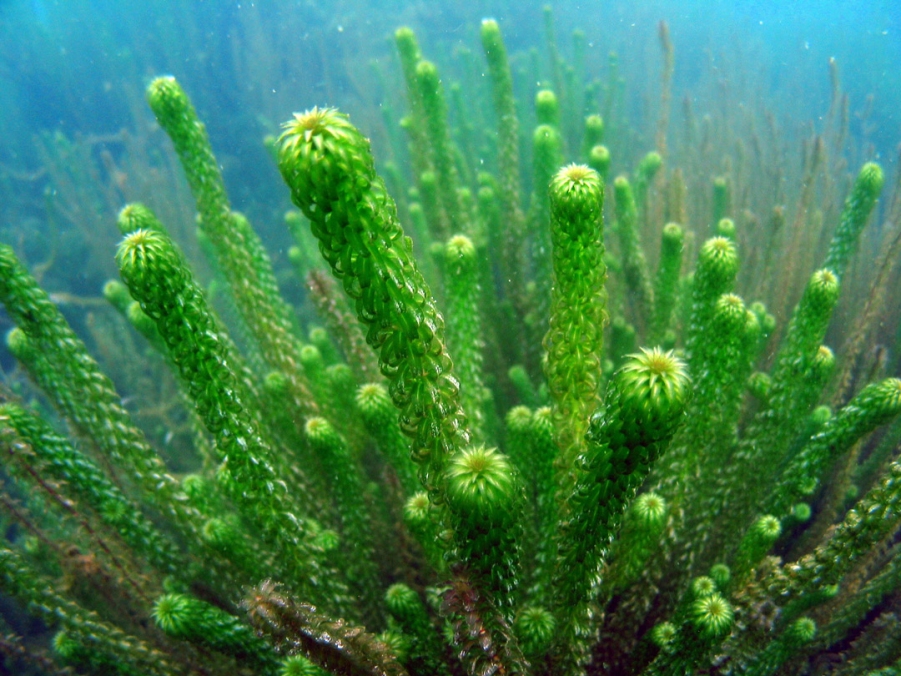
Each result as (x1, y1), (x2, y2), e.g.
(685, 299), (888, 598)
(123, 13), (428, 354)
(0, 12), (900, 676)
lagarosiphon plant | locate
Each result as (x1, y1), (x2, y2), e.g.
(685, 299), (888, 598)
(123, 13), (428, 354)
(0, 10), (900, 676)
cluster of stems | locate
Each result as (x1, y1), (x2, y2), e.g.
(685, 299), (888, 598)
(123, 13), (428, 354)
(0, 11), (899, 676)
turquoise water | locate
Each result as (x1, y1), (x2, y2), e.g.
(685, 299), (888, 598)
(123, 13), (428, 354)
(0, 2), (900, 674)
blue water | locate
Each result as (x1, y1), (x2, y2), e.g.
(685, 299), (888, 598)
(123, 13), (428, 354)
(0, 2), (900, 670)
(1, 0), (897, 161)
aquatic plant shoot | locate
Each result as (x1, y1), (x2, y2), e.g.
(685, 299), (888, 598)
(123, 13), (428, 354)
(0, 3), (899, 675)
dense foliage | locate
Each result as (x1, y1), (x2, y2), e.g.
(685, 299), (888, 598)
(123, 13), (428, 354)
(0, 8), (900, 676)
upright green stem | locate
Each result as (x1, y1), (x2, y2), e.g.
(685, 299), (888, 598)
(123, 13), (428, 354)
(278, 107), (469, 499)
(146, 76), (317, 423)
(550, 349), (690, 676)
(481, 19), (527, 312)
(543, 165), (607, 485)
(116, 227), (344, 611)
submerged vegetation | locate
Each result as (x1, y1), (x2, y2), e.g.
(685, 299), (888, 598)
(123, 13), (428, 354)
(1, 5), (901, 676)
